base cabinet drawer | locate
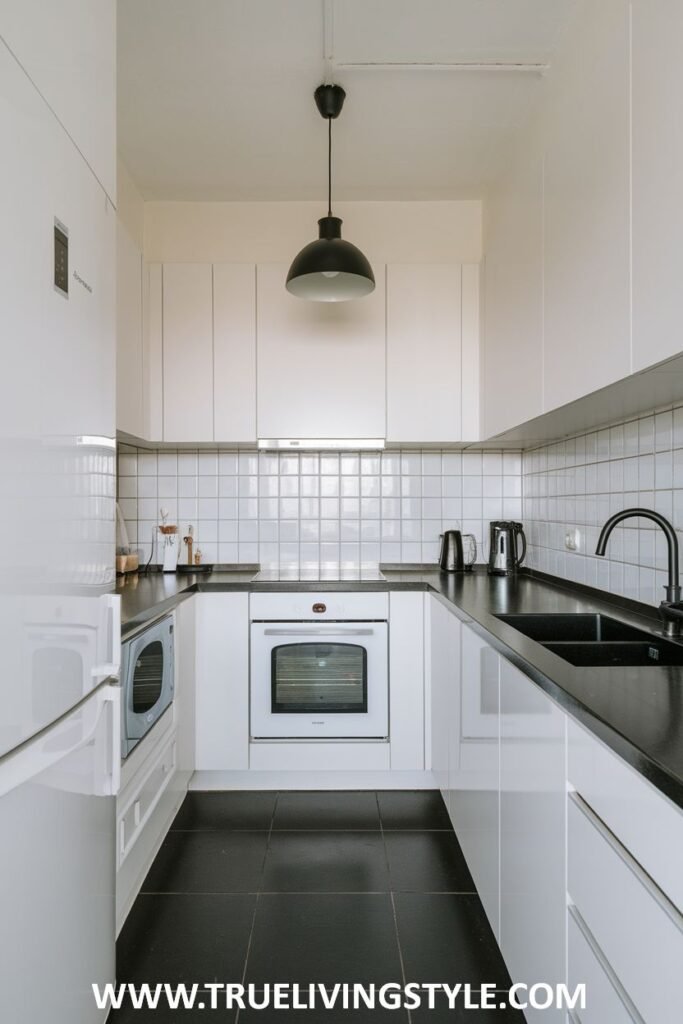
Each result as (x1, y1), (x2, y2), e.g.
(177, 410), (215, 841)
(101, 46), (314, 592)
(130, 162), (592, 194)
(118, 732), (177, 866)
(568, 794), (683, 1024)
(568, 718), (683, 910)
(568, 910), (636, 1024)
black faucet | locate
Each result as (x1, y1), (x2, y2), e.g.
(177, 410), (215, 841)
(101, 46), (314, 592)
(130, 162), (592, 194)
(595, 508), (683, 637)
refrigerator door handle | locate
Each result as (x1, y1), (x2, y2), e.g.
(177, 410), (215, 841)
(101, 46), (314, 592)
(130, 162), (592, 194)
(0, 684), (121, 798)
(91, 594), (121, 681)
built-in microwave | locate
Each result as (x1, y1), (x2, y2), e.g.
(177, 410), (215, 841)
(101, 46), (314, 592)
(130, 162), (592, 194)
(120, 614), (174, 758)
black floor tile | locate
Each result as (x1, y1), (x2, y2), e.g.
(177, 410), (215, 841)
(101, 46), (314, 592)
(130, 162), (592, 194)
(262, 832), (390, 892)
(116, 894), (256, 985)
(238, 995), (406, 1022)
(272, 791), (380, 830)
(384, 831), (476, 892)
(172, 791), (277, 831)
(107, 989), (237, 1022)
(411, 991), (526, 1022)
(244, 894), (403, 986)
(377, 790), (451, 830)
(394, 894), (513, 990)
(141, 831), (268, 893)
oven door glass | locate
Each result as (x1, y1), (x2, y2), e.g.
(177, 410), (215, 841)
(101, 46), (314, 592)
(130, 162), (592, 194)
(131, 639), (164, 713)
(271, 643), (367, 714)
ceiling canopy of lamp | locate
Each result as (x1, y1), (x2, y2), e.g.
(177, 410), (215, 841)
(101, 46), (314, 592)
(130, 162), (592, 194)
(286, 84), (375, 302)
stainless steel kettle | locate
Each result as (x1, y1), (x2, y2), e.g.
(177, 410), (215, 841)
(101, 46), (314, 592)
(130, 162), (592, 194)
(487, 521), (527, 575)
(439, 530), (477, 572)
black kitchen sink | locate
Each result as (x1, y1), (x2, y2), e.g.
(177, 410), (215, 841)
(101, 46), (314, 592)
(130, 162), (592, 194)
(496, 613), (650, 643)
(541, 640), (683, 667)
(495, 612), (683, 667)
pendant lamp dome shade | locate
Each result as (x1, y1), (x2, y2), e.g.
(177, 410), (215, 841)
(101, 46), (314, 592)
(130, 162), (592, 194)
(286, 85), (375, 302)
(286, 216), (375, 301)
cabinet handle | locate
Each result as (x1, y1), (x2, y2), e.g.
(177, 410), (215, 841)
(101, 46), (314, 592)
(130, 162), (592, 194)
(312, 603), (327, 614)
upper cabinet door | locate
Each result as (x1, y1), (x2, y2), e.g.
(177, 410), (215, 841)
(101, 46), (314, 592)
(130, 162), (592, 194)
(542, 0), (631, 412)
(116, 221), (144, 439)
(631, 0), (683, 371)
(213, 264), (256, 444)
(162, 264), (214, 442)
(387, 265), (462, 443)
(256, 264), (386, 440)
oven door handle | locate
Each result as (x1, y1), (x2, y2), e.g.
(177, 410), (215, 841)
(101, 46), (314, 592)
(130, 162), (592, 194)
(262, 628), (375, 637)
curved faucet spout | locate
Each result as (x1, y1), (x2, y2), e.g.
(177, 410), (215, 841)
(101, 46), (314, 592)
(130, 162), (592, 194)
(595, 508), (681, 619)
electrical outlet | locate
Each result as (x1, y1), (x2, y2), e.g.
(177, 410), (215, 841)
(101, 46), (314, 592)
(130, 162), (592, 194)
(565, 528), (582, 552)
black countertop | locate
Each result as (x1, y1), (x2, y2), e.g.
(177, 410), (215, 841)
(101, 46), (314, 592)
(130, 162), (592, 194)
(114, 567), (683, 810)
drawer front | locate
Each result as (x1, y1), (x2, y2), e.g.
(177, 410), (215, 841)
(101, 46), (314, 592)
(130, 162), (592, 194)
(250, 591), (388, 620)
(118, 732), (176, 866)
(568, 717), (683, 910)
(568, 795), (683, 1024)
(568, 910), (637, 1024)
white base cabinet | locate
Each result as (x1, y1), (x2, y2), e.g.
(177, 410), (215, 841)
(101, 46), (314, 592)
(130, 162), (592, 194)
(499, 658), (566, 1021)
(451, 622), (501, 939)
(428, 594), (683, 1023)
(195, 592), (249, 770)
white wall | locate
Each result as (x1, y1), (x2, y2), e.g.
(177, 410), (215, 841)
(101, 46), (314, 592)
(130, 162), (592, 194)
(144, 200), (482, 264)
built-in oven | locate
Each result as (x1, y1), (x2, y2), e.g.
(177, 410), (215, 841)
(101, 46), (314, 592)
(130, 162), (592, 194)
(250, 593), (389, 739)
(120, 613), (174, 758)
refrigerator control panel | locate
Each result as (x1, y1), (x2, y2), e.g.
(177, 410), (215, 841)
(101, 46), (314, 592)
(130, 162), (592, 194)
(53, 218), (68, 297)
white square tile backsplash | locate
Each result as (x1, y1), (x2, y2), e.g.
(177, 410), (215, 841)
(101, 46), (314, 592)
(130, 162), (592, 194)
(523, 403), (683, 606)
(118, 446), (522, 572)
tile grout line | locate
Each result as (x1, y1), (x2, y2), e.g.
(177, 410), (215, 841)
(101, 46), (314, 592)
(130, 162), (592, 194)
(377, 791), (411, 1023)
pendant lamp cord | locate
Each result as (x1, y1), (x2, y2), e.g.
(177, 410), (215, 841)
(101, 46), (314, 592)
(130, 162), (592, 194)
(327, 116), (332, 217)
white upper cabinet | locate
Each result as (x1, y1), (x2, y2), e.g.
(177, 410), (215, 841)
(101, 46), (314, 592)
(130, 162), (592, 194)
(387, 264), (480, 443)
(542, 0), (631, 413)
(631, 0), (683, 372)
(116, 221), (144, 439)
(256, 264), (386, 440)
(162, 264), (214, 442)
(482, 142), (544, 439)
(0, 0), (116, 203)
(213, 264), (257, 444)
(387, 265), (461, 442)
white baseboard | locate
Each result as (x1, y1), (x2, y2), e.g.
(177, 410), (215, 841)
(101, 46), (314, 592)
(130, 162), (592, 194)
(189, 770), (436, 790)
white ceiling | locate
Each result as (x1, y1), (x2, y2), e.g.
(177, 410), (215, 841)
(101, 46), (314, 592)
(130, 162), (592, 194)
(117, 0), (577, 201)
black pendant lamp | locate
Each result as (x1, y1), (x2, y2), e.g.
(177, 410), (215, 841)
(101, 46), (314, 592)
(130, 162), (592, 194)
(286, 84), (375, 302)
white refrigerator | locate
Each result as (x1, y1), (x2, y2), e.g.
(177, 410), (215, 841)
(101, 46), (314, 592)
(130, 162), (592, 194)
(0, 25), (120, 1024)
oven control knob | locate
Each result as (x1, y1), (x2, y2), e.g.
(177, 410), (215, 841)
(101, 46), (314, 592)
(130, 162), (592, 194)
(312, 603), (327, 614)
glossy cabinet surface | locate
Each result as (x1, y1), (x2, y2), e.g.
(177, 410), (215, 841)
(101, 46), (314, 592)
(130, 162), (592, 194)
(631, 0), (683, 371)
(428, 596), (459, 794)
(256, 263), (387, 440)
(389, 592), (424, 770)
(194, 593), (249, 771)
(162, 263), (214, 442)
(117, 219), (144, 438)
(542, 0), (631, 412)
(213, 264), (257, 443)
(450, 622), (500, 939)
(568, 794), (683, 1024)
(482, 140), (543, 438)
(499, 658), (566, 1020)
(387, 265), (462, 442)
